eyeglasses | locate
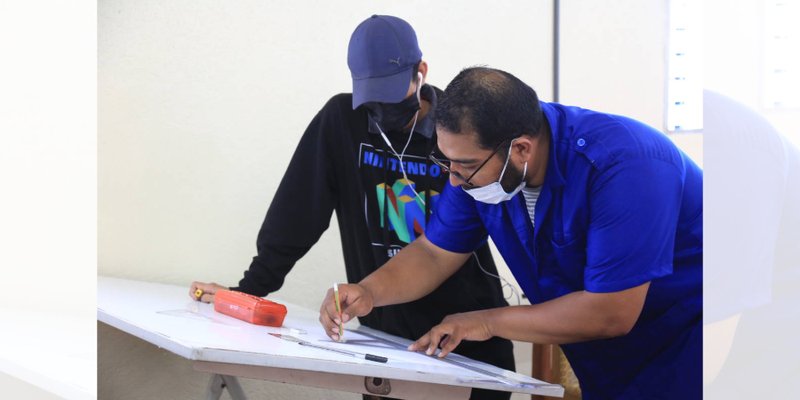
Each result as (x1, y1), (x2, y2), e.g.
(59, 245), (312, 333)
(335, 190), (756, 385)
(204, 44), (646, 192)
(429, 138), (514, 188)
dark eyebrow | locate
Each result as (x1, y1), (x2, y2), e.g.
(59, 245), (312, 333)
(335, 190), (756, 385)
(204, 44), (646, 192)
(448, 158), (479, 165)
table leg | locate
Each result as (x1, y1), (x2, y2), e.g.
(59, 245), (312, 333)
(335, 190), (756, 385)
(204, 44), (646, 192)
(205, 374), (247, 400)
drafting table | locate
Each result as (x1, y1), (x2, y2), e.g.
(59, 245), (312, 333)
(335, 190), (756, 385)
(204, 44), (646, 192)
(97, 276), (564, 399)
(0, 308), (96, 400)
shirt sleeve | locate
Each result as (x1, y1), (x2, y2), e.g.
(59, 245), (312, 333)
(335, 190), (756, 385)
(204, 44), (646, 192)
(584, 158), (684, 293)
(425, 181), (488, 254)
(233, 98), (340, 296)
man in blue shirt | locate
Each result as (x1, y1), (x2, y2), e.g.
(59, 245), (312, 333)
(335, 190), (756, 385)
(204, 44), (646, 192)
(320, 67), (702, 399)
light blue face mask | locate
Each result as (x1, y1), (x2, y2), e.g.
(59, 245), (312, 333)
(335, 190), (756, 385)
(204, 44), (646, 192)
(463, 139), (528, 204)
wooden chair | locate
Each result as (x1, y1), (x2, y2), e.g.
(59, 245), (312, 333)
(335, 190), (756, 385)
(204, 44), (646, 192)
(531, 344), (581, 400)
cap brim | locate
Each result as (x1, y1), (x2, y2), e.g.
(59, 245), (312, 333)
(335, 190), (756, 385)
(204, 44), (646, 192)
(351, 67), (413, 109)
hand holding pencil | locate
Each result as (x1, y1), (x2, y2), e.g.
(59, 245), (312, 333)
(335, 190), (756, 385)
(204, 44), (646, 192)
(319, 283), (375, 342)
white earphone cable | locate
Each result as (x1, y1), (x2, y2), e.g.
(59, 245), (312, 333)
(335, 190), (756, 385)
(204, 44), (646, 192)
(472, 252), (521, 306)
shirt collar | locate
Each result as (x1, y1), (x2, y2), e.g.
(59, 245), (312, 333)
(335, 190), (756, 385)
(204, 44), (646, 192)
(540, 102), (567, 188)
(366, 83), (437, 139)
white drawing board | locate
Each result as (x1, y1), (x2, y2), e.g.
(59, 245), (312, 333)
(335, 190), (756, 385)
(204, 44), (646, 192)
(97, 276), (563, 397)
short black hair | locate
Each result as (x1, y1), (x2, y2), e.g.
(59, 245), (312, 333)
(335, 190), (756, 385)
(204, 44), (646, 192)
(435, 67), (544, 150)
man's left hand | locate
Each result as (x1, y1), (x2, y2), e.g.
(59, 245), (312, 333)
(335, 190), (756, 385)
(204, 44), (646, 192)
(408, 310), (494, 358)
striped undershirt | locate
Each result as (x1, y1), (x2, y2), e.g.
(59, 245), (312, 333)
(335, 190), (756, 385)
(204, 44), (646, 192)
(521, 186), (543, 229)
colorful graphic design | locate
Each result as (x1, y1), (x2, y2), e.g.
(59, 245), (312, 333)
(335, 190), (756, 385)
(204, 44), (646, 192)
(377, 178), (439, 244)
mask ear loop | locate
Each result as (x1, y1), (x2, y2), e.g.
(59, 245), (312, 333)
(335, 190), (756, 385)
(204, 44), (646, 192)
(497, 138), (517, 182)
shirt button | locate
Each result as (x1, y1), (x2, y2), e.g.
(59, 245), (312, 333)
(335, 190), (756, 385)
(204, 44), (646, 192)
(577, 138), (586, 147)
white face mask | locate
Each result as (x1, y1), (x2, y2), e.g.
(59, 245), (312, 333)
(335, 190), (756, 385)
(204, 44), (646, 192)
(463, 140), (528, 204)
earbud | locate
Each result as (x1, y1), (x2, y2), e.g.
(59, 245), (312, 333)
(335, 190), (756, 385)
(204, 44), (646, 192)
(415, 72), (424, 100)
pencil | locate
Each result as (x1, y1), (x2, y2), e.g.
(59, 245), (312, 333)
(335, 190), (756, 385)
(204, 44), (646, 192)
(333, 283), (343, 341)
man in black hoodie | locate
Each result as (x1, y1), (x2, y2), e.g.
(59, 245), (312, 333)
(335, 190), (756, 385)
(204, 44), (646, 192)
(190, 15), (515, 400)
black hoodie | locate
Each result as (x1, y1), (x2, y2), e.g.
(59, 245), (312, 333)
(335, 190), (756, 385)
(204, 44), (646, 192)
(232, 85), (514, 374)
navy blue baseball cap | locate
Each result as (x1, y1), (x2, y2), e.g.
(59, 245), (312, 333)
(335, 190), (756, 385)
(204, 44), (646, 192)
(347, 15), (422, 109)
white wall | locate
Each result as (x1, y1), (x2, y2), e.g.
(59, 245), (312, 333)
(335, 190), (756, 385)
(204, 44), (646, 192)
(98, 0), (552, 298)
(561, 0), (669, 129)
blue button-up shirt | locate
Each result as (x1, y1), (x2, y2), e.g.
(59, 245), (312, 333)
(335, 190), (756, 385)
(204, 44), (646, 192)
(426, 102), (702, 399)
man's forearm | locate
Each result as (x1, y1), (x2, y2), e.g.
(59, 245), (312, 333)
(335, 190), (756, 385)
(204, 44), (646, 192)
(360, 235), (469, 307)
(486, 283), (649, 344)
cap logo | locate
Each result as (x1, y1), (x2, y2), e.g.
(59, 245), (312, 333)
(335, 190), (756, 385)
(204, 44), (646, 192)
(388, 57), (401, 65)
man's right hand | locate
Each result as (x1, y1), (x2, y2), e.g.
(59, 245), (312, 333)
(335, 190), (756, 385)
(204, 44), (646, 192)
(189, 281), (228, 303)
(318, 283), (374, 341)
